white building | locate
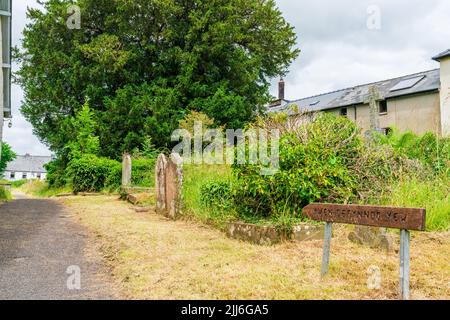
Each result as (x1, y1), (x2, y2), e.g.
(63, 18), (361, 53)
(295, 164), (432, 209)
(3, 154), (52, 181)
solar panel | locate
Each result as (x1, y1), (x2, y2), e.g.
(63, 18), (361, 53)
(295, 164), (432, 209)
(390, 76), (425, 92)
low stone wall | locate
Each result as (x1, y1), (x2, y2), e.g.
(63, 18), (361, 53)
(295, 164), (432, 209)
(227, 222), (324, 246)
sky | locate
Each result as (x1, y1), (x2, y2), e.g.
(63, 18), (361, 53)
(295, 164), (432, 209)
(3, 0), (450, 156)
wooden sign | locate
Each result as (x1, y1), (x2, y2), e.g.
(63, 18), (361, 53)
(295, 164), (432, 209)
(303, 203), (426, 231)
(303, 203), (427, 300)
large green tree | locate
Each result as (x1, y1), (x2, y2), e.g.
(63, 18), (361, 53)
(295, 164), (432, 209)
(15, 0), (299, 159)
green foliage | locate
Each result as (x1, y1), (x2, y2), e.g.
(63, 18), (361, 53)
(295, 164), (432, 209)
(200, 181), (233, 210)
(233, 113), (362, 218)
(377, 175), (450, 231)
(375, 128), (450, 176)
(46, 157), (70, 188)
(131, 157), (156, 188)
(140, 137), (160, 159)
(182, 164), (237, 229)
(16, 0), (299, 158)
(178, 110), (216, 136)
(0, 186), (12, 201)
(231, 113), (428, 221)
(67, 101), (100, 160)
(19, 180), (73, 198)
(67, 154), (121, 193)
(0, 142), (16, 176)
(11, 180), (28, 188)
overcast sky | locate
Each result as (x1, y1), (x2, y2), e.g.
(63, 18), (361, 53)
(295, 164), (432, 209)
(3, 0), (450, 156)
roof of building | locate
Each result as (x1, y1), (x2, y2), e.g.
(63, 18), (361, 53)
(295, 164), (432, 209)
(5, 154), (52, 173)
(432, 49), (450, 61)
(270, 68), (440, 114)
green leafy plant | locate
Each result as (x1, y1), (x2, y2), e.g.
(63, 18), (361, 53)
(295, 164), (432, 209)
(200, 181), (233, 210)
(67, 154), (121, 193)
(0, 142), (16, 177)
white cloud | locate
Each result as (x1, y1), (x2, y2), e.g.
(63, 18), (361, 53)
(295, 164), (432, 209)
(270, 0), (449, 99)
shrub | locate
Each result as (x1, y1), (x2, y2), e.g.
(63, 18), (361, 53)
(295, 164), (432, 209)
(67, 154), (121, 193)
(46, 158), (70, 188)
(232, 113), (423, 219)
(131, 157), (156, 187)
(0, 186), (11, 201)
(375, 129), (450, 175)
(200, 181), (233, 210)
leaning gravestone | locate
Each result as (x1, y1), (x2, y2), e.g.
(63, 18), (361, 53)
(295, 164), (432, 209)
(155, 153), (183, 220)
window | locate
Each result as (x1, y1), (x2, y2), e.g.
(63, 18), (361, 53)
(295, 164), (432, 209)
(10, 172), (15, 179)
(37, 173), (41, 179)
(379, 100), (388, 114)
(340, 108), (348, 117)
(22, 173), (27, 179)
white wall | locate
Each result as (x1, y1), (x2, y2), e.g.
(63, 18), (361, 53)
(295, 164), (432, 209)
(3, 171), (46, 181)
(439, 56), (450, 136)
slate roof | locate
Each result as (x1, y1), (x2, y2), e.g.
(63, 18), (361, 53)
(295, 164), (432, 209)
(432, 49), (450, 61)
(5, 155), (52, 173)
(270, 69), (440, 114)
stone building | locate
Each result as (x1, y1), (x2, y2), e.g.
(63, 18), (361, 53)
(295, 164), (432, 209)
(3, 154), (52, 181)
(269, 49), (450, 136)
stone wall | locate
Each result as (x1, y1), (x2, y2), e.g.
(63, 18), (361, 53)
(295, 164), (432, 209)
(227, 222), (324, 246)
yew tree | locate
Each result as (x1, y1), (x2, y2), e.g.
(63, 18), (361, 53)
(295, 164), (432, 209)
(15, 0), (299, 159)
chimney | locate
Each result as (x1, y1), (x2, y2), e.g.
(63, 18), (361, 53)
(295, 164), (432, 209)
(278, 78), (285, 101)
(433, 50), (450, 136)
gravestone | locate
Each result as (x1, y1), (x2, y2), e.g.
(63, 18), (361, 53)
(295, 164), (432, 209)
(122, 153), (132, 187)
(348, 226), (394, 252)
(155, 153), (183, 220)
(155, 154), (168, 215)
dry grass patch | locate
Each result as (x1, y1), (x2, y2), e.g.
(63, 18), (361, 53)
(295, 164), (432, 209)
(61, 195), (450, 300)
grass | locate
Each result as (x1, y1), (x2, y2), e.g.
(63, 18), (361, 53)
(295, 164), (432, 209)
(61, 195), (450, 300)
(183, 163), (449, 233)
(0, 186), (12, 201)
(182, 163), (308, 232)
(376, 175), (450, 231)
(19, 180), (73, 197)
(182, 163), (238, 230)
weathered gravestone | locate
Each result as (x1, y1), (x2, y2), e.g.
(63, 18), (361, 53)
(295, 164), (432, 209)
(303, 203), (426, 300)
(122, 153), (132, 188)
(155, 153), (183, 220)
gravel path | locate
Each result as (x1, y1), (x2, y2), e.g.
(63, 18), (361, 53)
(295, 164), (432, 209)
(0, 192), (116, 300)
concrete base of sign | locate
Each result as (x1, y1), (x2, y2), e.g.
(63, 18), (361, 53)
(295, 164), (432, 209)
(348, 226), (394, 252)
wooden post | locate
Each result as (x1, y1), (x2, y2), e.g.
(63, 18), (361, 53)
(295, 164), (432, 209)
(321, 222), (333, 277)
(399, 229), (411, 300)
